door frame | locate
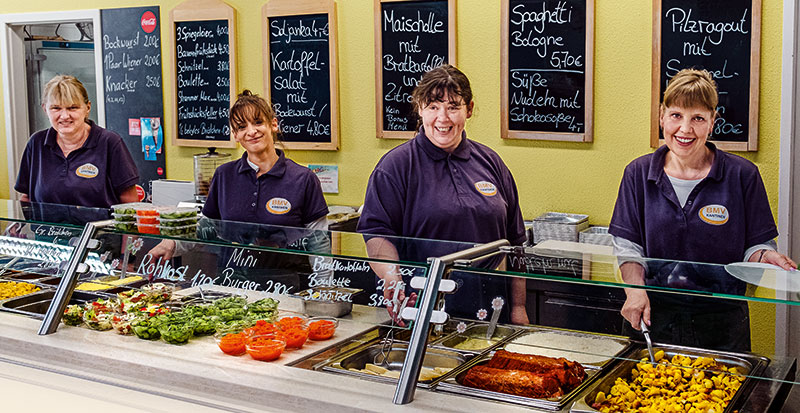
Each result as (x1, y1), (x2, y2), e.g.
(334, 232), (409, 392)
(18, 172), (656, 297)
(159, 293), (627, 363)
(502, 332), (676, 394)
(777, 0), (798, 358)
(1, 9), (104, 199)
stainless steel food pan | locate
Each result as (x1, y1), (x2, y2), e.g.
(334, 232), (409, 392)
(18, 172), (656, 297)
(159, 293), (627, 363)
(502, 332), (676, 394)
(322, 343), (470, 388)
(296, 286), (361, 317)
(0, 289), (104, 319)
(434, 324), (518, 353)
(436, 350), (603, 410)
(501, 327), (630, 368)
(571, 345), (769, 413)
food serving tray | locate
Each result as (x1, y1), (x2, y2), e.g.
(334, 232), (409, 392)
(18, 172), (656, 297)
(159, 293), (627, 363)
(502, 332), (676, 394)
(0, 289), (107, 319)
(500, 326), (632, 369)
(570, 344), (769, 413)
(432, 323), (521, 354)
(321, 343), (472, 389)
(436, 350), (605, 410)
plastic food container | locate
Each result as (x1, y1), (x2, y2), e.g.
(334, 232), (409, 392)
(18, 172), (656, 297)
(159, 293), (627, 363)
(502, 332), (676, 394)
(157, 224), (197, 237)
(113, 221), (137, 232)
(111, 212), (136, 222)
(246, 334), (286, 361)
(136, 216), (159, 225)
(159, 207), (198, 220)
(136, 223), (159, 234)
(111, 202), (148, 215)
(308, 317), (338, 340)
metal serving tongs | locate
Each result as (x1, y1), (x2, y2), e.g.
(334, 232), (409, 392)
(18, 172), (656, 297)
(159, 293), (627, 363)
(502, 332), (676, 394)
(374, 281), (409, 366)
(640, 319), (656, 363)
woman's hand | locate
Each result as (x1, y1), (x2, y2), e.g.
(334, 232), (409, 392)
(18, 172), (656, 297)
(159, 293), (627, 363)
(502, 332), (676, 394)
(382, 272), (417, 327)
(621, 288), (650, 331)
(754, 249), (798, 271)
(147, 240), (177, 262)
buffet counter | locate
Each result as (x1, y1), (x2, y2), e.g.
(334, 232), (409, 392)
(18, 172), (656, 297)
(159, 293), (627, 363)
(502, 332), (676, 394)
(0, 303), (531, 412)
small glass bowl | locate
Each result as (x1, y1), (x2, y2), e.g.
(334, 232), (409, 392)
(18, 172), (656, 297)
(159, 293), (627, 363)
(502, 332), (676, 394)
(245, 334), (286, 361)
(308, 317), (339, 341)
(214, 328), (247, 356)
(276, 314), (309, 330)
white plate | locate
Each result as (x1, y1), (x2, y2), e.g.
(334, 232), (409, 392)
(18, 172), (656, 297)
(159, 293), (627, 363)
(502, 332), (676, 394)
(724, 262), (800, 292)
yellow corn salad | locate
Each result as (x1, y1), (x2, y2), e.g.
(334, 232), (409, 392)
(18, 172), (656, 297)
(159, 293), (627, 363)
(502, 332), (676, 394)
(0, 281), (40, 300)
(593, 350), (745, 412)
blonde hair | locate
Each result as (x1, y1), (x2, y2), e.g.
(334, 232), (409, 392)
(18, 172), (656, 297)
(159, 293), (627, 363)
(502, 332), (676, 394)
(662, 69), (718, 113)
(42, 75), (90, 107)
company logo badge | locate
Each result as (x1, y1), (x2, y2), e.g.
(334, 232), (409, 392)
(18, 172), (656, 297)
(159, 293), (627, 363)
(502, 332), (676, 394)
(698, 204), (729, 225)
(75, 163), (99, 178)
(474, 181), (498, 197)
(266, 197), (291, 215)
(140, 11), (157, 34)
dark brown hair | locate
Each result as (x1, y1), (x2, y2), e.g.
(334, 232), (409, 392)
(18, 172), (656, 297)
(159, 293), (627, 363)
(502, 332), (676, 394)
(411, 64), (473, 114)
(229, 90), (279, 138)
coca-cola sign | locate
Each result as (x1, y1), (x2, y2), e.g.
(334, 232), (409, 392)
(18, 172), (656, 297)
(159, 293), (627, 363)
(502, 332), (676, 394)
(140, 11), (157, 33)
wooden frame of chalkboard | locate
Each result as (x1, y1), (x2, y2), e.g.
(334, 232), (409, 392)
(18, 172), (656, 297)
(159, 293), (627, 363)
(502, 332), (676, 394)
(375, 0), (457, 140)
(501, 0), (594, 142)
(263, 0), (340, 151)
(168, 0), (237, 148)
(651, 0), (760, 151)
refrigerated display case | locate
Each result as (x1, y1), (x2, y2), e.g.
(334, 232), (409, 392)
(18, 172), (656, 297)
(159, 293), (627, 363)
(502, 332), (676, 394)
(0, 199), (796, 412)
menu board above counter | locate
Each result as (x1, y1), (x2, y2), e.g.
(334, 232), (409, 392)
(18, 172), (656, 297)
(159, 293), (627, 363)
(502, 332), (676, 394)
(100, 6), (166, 200)
(501, 0), (594, 142)
(375, 0), (456, 139)
(652, 0), (760, 151)
(263, 0), (339, 150)
(169, 0), (237, 148)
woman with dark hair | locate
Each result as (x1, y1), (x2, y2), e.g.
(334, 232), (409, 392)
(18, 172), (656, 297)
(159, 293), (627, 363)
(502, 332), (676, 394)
(358, 65), (529, 326)
(149, 90), (328, 265)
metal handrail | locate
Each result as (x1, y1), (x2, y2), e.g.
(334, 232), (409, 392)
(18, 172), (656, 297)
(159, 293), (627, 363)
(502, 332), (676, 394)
(393, 239), (510, 404)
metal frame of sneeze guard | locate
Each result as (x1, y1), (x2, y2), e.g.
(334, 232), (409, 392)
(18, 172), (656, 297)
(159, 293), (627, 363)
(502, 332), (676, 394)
(393, 239), (510, 405)
(39, 219), (113, 335)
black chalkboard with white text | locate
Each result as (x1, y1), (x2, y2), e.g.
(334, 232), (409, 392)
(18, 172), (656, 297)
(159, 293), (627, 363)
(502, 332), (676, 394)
(378, 0), (451, 137)
(174, 19), (232, 144)
(653, 0), (759, 150)
(100, 6), (166, 200)
(503, 0), (593, 142)
(267, 14), (332, 145)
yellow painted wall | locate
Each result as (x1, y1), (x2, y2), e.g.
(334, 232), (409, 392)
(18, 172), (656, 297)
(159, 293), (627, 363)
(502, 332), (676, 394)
(0, 0), (784, 353)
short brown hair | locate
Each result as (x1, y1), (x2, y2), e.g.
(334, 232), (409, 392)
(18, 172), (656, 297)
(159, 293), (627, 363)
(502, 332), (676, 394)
(662, 69), (718, 113)
(411, 64), (473, 113)
(229, 90), (278, 138)
(42, 75), (90, 107)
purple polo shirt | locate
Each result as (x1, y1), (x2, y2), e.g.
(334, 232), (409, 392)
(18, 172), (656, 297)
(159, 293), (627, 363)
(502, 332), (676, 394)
(15, 120), (139, 208)
(358, 129), (526, 248)
(202, 149), (328, 227)
(609, 142), (778, 266)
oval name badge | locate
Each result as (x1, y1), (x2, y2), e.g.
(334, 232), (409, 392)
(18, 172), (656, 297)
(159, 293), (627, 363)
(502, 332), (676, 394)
(75, 163), (99, 178)
(698, 204), (729, 225)
(474, 181), (498, 197)
(266, 197), (291, 215)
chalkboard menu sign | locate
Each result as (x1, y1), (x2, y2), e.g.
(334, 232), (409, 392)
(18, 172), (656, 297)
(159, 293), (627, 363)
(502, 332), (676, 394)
(375, 0), (456, 139)
(652, 0), (760, 151)
(100, 6), (166, 201)
(501, 0), (594, 142)
(169, 0), (237, 148)
(264, 0), (339, 151)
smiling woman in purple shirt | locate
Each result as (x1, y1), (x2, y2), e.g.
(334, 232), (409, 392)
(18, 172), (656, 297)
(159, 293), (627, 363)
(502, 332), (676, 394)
(358, 65), (528, 326)
(15, 75), (139, 208)
(609, 69), (797, 351)
(149, 90), (328, 263)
